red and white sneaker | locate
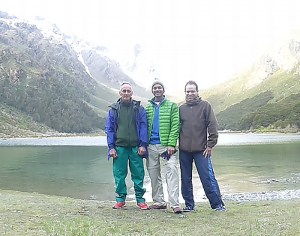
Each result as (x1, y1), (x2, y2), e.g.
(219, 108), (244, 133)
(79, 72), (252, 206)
(112, 202), (126, 209)
(137, 202), (150, 210)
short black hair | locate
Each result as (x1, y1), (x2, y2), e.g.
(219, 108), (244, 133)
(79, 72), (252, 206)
(185, 80), (198, 92)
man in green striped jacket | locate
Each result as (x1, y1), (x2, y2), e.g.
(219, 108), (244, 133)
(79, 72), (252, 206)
(145, 80), (182, 214)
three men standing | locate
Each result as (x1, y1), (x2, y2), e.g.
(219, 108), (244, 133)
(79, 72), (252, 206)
(145, 81), (182, 214)
(105, 80), (225, 213)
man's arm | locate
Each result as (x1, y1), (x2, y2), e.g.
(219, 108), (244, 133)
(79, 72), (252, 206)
(168, 102), (180, 148)
(138, 106), (148, 148)
(137, 106), (148, 157)
(105, 110), (117, 159)
(206, 104), (218, 148)
(205, 103), (218, 158)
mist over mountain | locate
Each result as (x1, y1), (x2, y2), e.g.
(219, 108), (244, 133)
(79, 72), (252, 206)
(1, 9), (300, 137)
(60, 35), (154, 95)
(201, 30), (300, 132)
(0, 11), (152, 137)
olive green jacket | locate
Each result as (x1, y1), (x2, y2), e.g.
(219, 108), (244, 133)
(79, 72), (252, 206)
(145, 97), (180, 147)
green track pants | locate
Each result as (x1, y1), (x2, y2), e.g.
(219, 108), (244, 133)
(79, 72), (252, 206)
(113, 146), (146, 203)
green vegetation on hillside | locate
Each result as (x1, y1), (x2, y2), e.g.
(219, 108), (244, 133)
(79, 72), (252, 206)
(204, 70), (300, 115)
(0, 102), (58, 138)
(1, 12), (300, 135)
(203, 61), (300, 132)
(217, 89), (300, 132)
(0, 18), (120, 134)
(239, 93), (300, 131)
(217, 91), (274, 130)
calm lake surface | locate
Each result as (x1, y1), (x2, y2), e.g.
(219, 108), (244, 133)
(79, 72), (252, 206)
(1, 133), (300, 202)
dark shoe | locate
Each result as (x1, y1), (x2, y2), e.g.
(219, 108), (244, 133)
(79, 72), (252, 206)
(149, 204), (167, 210)
(173, 207), (183, 214)
(112, 202), (126, 209)
(215, 205), (226, 212)
(137, 202), (150, 210)
(183, 206), (195, 213)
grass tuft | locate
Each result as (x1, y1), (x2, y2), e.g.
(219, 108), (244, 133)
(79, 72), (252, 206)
(0, 190), (300, 235)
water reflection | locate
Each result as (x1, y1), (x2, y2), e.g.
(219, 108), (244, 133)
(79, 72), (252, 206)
(218, 133), (300, 145)
(0, 134), (300, 202)
(0, 146), (117, 200)
(213, 143), (300, 193)
(0, 136), (107, 146)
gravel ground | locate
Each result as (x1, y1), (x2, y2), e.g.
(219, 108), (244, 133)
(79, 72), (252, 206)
(223, 189), (300, 202)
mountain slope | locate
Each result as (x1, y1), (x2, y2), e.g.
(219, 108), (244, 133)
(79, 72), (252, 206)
(204, 30), (300, 132)
(216, 91), (274, 130)
(201, 30), (300, 115)
(0, 13), (120, 134)
(211, 70), (300, 132)
(80, 46), (153, 98)
(239, 93), (300, 131)
(0, 102), (59, 138)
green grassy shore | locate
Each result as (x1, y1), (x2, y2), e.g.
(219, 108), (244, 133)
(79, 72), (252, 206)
(1, 190), (300, 235)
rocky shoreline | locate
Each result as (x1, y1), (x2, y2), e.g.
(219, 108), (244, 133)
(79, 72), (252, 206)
(222, 189), (300, 202)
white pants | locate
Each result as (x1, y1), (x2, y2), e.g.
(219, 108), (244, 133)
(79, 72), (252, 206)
(146, 144), (180, 208)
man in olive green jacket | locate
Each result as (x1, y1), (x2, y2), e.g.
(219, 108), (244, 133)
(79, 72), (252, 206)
(145, 80), (182, 214)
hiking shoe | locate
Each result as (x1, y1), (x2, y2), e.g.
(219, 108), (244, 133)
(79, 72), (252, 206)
(183, 206), (195, 213)
(149, 204), (167, 210)
(137, 202), (150, 210)
(215, 205), (226, 212)
(173, 207), (183, 214)
(112, 202), (126, 209)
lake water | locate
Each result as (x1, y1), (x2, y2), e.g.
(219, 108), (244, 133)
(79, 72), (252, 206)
(1, 133), (300, 203)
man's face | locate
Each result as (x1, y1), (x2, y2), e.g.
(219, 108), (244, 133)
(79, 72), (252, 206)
(152, 84), (164, 98)
(185, 84), (198, 101)
(119, 84), (133, 103)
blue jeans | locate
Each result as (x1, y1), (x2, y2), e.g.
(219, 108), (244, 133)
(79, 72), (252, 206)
(179, 149), (224, 209)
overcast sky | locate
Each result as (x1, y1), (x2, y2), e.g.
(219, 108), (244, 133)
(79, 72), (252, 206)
(2, 0), (300, 91)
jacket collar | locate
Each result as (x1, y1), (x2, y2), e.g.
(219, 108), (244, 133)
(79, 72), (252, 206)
(109, 98), (140, 110)
(149, 96), (166, 105)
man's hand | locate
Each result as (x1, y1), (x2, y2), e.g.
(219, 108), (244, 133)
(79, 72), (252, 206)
(138, 146), (146, 156)
(203, 147), (212, 158)
(167, 146), (176, 156)
(109, 148), (118, 158)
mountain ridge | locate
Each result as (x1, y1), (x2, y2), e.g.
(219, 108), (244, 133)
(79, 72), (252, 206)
(202, 29), (300, 132)
(1, 10), (300, 137)
(0, 10), (155, 137)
